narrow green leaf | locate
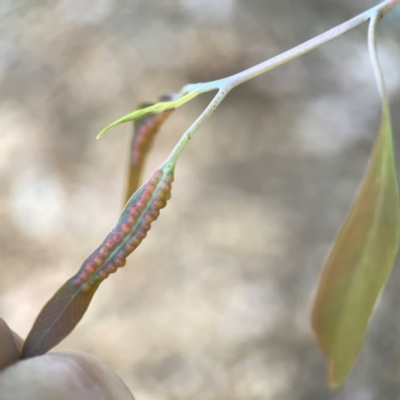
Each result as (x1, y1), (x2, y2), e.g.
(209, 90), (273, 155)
(97, 89), (199, 139)
(21, 165), (175, 358)
(124, 94), (174, 204)
(311, 18), (400, 387)
(97, 103), (172, 139)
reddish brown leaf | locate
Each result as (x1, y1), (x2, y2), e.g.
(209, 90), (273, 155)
(21, 165), (175, 358)
(21, 280), (100, 358)
(124, 94), (174, 204)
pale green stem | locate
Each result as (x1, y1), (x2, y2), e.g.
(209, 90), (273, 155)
(166, 0), (399, 168)
(368, 10), (388, 107)
(165, 88), (231, 166)
(181, 0), (400, 95)
(228, 0), (399, 88)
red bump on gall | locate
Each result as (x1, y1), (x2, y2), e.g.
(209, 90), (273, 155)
(129, 207), (140, 218)
(145, 183), (156, 193)
(99, 247), (110, 257)
(136, 199), (147, 209)
(152, 209), (160, 219)
(115, 256), (126, 267)
(98, 269), (108, 280)
(145, 214), (155, 224)
(105, 240), (115, 250)
(154, 199), (166, 209)
(137, 229), (148, 240)
(107, 263), (118, 273)
(130, 237), (142, 247)
(93, 255), (104, 267)
(79, 273), (89, 283)
(112, 233), (122, 244)
(121, 223), (131, 234)
(155, 170), (163, 177)
(124, 242), (137, 253)
(142, 192), (152, 202)
(85, 263), (96, 274)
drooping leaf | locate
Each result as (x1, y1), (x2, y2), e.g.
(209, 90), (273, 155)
(125, 94), (174, 204)
(21, 165), (175, 358)
(311, 26), (400, 387)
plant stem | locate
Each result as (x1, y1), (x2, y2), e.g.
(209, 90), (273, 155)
(166, 88), (230, 166)
(368, 10), (388, 106)
(228, 0), (399, 88)
(167, 0), (399, 166)
(380, 0), (400, 14)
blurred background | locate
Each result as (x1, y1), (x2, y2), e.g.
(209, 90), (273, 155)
(1, 0), (400, 399)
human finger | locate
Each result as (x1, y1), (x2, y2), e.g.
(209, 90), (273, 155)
(0, 350), (135, 400)
(0, 318), (20, 371)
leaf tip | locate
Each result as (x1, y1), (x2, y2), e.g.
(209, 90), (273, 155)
(97, 124), (114, 139)
(327, 359), (348, 391)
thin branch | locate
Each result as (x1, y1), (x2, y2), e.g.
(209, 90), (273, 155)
(368, 10), (388, 106)
(166, 88), (230, 166)
(228, 0), (399, 88)
(166, 0), (400, 167)
(99, 0), (400, 167)
(181, 0), (400, 95)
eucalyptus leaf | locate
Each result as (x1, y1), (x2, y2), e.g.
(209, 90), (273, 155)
(21, 280), (100, 358)
(311, 82), (399, 388)
(124, 94), (174, 204)
(21, 165), (175, 358)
